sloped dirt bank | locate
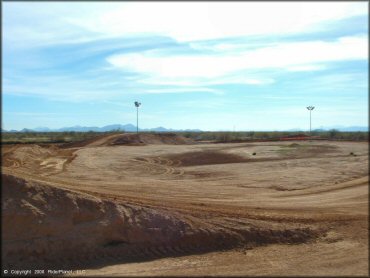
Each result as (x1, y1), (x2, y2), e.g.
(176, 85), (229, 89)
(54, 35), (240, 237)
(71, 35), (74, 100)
(62, 133), (195, 148)
(2, 174), (320, 270)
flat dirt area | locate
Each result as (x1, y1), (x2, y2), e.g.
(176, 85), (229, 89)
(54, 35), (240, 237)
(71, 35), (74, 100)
(2, 133), (368, 276)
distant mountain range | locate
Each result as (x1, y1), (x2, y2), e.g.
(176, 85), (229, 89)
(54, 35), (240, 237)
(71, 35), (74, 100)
(287, 126), (368, 132)
(1, 124), (202, 133)
(1, 124), (368, 133)
(317, 125), (368, 132)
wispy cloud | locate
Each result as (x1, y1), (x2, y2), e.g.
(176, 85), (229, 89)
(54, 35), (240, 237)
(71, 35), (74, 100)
(108, 35), (367, 74)
(144, 87), (222, 94)
(282, 71), (368, 93)
(107, 35), (366, 89)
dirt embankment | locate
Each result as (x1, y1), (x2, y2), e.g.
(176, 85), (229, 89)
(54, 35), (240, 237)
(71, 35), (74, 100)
(62, 133), (195, 148)
(2, 174), (320, 270)
(110, 133), (194, 146)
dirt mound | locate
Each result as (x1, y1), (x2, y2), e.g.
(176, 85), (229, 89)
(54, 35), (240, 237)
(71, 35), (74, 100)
(61, 134), (114, 148)
(2, 145), (54, 167)
(2, 144), (75, 175)
(2, 174), (207, 269)
(110, 133), (194, 146)
(63, 133), (194, 148)
(2, 174), (319, 269)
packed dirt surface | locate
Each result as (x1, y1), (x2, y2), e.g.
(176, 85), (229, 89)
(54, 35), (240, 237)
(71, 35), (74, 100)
(2, 134), (368, 276)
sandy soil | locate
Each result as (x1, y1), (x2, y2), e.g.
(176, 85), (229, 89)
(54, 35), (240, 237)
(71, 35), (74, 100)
(2, 133), (368, 276)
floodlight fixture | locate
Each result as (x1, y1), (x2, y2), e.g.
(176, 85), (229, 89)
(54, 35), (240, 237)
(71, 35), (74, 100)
(134, 101), (141, 134)
(306, 106), (315, 136)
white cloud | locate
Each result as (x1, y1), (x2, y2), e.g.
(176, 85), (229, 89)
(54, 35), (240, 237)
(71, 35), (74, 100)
(286, 65), (326, 72)
(144, 87), (222, 94)
(4, 2), (367, 51)
(3, 3), (107, 48)
(138, 75), (275, 87)
(214, 76), (275, 85)
(9, 2), (363, 47)
(107, 35), (367, 86)
(67, 2), (367, 42)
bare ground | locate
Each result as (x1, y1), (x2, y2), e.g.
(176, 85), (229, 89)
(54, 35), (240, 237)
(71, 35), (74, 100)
(1, 133), (368, 276)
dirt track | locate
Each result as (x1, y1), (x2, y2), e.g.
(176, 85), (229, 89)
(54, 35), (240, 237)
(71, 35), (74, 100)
(2, 133), (368, 276)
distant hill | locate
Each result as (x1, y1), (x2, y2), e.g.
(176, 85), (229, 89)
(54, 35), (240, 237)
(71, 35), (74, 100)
(56, 125), (101, 132)
(315, 126), (368, 132)
(3, 124), (202, 133)
(33, 127), (52, 132)
(19, 128), (35, 133)
(99, 124), (136, 132)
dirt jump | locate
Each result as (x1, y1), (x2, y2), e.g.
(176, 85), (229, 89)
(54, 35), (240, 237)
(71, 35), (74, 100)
(2, 133), (368, 276)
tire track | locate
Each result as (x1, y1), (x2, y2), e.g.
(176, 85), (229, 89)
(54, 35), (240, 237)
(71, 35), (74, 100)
(3, 166), (362, 225)
(130, 156), (185, 178)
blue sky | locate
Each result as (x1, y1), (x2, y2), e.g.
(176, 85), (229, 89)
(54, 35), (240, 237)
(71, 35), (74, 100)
(3, 2), (368, 131)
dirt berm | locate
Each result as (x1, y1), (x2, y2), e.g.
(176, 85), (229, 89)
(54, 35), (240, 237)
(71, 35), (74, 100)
(62, 133), (194, 148)
(2, 174), (320, 270)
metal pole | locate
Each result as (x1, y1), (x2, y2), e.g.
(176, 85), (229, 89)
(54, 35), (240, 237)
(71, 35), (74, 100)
(134, 101), (141, 134)
(306, 106), (314, 137)
(136, 106), (139, 134)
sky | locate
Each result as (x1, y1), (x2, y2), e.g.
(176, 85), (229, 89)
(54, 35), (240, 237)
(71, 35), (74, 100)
(2, 2), (368, 131)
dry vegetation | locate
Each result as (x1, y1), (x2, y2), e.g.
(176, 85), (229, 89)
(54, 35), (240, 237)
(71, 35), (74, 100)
(2, 132), (368, 276)
(2, 130), (368, 144)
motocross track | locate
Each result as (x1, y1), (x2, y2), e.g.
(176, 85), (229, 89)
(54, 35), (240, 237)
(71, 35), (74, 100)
(2, 133), (368, 276)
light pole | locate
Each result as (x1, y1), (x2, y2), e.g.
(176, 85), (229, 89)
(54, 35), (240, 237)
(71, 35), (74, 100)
(306, 106), (315, 136)
(134, 101), (141, 134)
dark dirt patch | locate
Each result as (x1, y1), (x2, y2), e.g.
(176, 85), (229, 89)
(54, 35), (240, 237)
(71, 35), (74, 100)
(184, 170), (231, 179)
(110, 133), (194, 146)
(110, 134), (146, 146)
(287, 143), (301, 148)
(165, 151), (249, 167)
